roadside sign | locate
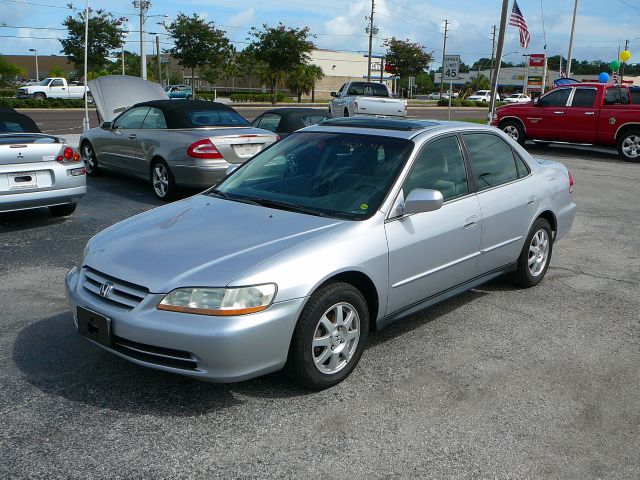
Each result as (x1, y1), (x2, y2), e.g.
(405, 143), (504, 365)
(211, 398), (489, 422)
(527, 53), (546, 93)
(444, 55), (460, 80)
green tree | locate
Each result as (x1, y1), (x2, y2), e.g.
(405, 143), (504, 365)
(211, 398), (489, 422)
(461, 74), (490, 97)
(383, 37), (432, 80)
(60, 9), (127, 79)
(0, 55), (27, 85)
(47, 66), (67, 78)
(415, 72), (434, 93)
(286, 64), (324, 102)
(166, 13), (231, 93)
(247, 23), (315, 103)
(106, 50), (141, 77)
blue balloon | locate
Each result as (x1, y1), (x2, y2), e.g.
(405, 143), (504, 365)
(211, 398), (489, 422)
(599, 72), (610, 83)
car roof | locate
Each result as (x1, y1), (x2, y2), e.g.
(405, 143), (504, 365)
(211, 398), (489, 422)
(260, 107), (328, 116)
(0, 112), (41, 133)
(131, 100), (245, 129)
(304, 116), (493, 139)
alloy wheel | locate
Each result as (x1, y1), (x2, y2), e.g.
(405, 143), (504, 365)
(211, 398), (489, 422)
(503, 125), (519, 141)
(528, 229), (549, 277)
(312, 302), (360, 375)
(622, 135), (640, 158)
(152, 164), (169, 198)
(82, 144), (95, 172)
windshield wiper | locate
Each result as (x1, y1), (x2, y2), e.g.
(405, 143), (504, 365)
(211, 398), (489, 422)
(207, 189), (261, 206)
(241, 197), (329, 217)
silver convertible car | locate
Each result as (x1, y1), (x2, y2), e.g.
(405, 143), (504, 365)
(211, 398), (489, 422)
(80, 76), (277, 200)
(65, 117), (576, 390)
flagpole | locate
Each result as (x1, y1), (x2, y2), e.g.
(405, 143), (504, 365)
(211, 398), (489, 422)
(566, 0), (579, 77)
(488, 0), (509, 125)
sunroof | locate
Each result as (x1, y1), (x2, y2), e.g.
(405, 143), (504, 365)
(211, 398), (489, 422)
(320, 117), (440, 131)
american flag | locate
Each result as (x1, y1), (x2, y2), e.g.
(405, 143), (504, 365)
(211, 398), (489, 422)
(510, 0), (530, 49)
(612, 72), (620, 84)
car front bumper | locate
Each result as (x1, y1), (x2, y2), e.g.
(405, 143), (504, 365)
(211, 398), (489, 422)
(65, 266), (308, 383)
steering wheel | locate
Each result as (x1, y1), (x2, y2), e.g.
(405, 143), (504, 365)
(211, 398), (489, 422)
(285, 153), (299, 176)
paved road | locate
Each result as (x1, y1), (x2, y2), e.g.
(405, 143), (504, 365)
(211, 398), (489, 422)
(20, 106), (488, 135)
(1, 144), (638, 478)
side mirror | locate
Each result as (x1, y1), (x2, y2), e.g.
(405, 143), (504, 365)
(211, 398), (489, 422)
(400, 188), (443, 215)
(226, 164), (239, 176)
(100, 121), (111, 130)
(330, 91), (338, 97)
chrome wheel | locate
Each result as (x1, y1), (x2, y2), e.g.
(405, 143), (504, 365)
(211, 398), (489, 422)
(621, 134), (640, 158)
(503, 124), (519, 141)
(312, 302), (360, 375)
(152, 163), (169, 198)
(82, 143), (95, 172)
(528, 229), (549, 277)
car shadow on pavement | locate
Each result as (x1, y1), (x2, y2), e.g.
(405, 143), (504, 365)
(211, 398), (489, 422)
(525, 142), (622, 163)
(13, 313), (308, 417)
(0, 208), (69, 232)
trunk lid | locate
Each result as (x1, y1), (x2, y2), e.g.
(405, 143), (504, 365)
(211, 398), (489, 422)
(355, 96), (406, 116)
(89, 75), (168, 123)
(0, 134), (65, 165)
(207, 130), (278, 163)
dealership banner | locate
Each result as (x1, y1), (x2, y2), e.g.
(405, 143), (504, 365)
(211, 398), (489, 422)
(527, 54), (546, 93)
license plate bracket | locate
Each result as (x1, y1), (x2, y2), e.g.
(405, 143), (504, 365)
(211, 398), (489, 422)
(77, 307), (112, 347)
(9, 171), (38, 190)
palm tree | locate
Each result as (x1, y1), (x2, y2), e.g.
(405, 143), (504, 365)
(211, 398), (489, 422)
(461, 74), (490, 98)
(286, 64), (324, 103)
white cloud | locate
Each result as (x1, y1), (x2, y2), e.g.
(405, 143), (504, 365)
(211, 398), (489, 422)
(228, 7), (255, 28)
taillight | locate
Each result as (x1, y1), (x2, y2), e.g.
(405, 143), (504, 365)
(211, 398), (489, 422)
(187, 139), (223, 159)
(57, 146), (80, 163)
(568, 171), (574, 193)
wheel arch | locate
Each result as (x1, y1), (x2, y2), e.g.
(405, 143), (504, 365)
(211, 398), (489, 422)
(614, 122), (640, 143)
(536, 209), (557, 238)
(499, 116), (527, 134)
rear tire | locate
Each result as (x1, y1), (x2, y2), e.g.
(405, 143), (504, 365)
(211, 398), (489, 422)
(81, 141), (100, 177)
(510, 218), (553, 287)
(616, 129), (640, 162)
(49, 203), (77, 216)
(150, 159), (178, 201)
(501, 120), (526, 145)
(284, 282), (369, 390)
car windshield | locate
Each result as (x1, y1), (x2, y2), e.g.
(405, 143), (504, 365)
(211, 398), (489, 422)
(210, 132), (414, 220)
(38, 78), (53, 86)
(185, 110), (250, 127)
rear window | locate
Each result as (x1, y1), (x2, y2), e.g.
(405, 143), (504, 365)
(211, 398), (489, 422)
(0, 121), (26, 132)
(185, 110), (249, 127)
(604, 87), (630, 105)
(630, 88), (640, 105)
(346, 82), (389, 97)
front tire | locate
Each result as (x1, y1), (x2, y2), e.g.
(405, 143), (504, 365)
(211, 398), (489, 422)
(285, 282), (369, 390)
(81, 141), (100, 177)
(33, 93), (46, 101)
(511, 218), (553, 287)
(49, 203), (77, 216)
(617, 129), (640, 162)
(501, 120), (526, 145)
(150, 159), (177, 201)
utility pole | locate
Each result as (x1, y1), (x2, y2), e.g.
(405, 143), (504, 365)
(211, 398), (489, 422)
(121, 45), (125, 75)
(133, 0), (150, 80)
(566, 0), (579, 77)
(156, 35), (161, 84)
(488, 0), (509, 124)
(622, 38), (629, 82)
(439, 19), (448, 97)
(82, 0), (89, 132)
(366, 0), (375, 82)
(489, 25), (497, 85)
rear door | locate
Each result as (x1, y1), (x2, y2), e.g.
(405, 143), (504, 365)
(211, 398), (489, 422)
(462, 132), (538, 274)
(562, 86), (599, 143)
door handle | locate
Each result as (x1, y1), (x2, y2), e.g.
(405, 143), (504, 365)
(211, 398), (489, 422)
(463, 215), (478, 229)
(128, 134), (137, 140)
(584, 111), (595, 115)
(526, 195), (536, 205)
(553, 111), (565, 115)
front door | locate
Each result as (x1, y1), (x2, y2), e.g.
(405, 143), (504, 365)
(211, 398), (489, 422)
(529, 87), (572, 140)
(108, 107), (150, 172)
(385, 135), (481, 314)
(49, 78), (68, 99)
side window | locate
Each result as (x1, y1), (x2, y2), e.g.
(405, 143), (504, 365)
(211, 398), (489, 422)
(604, 87), (630, 105)
(337, 83), (346, 95)
(463, 133), (519, 190)
(403, 136), (469, 202)
(113, 107), (150, 130)
(257, 114), (281, 133)
(513, 152), (530, 178)
(50, 79), (64, 87)
(141, 107), (167, 129)
(631, 89), (640, 105)
(538, 88), (571, 107)
(300, 114), (328, 127)
(570, 88), (597, 107)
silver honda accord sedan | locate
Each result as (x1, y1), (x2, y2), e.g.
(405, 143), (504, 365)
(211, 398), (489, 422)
(65, 117), (576, 390)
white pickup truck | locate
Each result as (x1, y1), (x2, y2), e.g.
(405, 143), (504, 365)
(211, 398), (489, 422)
(17, 77), (89, 101)
(329, 81), (407, 117)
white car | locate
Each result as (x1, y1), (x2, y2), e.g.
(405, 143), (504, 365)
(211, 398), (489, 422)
(467, 90), (500, 102)
(329, 81), (407, 117)
(503, 93), (531, 104)
(16, 77), (89, 101)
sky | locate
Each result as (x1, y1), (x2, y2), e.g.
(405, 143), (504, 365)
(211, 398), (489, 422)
(1, 0), (639, 69)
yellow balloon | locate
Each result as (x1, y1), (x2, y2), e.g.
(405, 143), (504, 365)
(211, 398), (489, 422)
(620, 50), (631, 62)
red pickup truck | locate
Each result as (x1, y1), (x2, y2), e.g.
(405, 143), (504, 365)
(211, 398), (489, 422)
(492, 83), (640, 162)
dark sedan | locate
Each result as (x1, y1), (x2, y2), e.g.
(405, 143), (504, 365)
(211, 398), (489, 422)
(251, 108), (331, 138)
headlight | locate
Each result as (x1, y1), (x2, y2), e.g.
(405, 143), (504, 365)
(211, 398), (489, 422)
(157, 284), (277, 316)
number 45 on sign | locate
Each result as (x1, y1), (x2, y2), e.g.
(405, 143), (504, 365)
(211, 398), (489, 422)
(444, 55), (460, 79)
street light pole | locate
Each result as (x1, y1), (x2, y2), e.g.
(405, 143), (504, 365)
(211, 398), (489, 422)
(28, 49), (39, 81)
(82, 0), (89, 132)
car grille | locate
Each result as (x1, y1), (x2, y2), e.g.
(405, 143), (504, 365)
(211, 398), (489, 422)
(82, 267), (149, 310)
(112, 336), (198, 370)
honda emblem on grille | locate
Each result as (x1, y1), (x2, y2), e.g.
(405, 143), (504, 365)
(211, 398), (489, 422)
(99, 281), (114, 298)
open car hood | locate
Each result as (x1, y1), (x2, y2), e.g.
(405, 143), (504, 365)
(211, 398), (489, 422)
(89, 75), (168, 123)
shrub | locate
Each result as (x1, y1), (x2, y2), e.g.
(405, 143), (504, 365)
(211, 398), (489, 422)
(474, 101), (489, 107)
(437, 98), (461, 107)
(229, 92), (287, 103)
(0, 98), (86, 108)
(461, 100), (476, 107)
(0, 88), (16, 98)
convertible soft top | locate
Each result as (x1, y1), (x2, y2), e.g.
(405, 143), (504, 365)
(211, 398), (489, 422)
(0, 112), (41, 133)
(132, 100), (249, 129)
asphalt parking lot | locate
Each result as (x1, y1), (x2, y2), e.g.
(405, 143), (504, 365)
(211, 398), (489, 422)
(0, 143), (638, 478)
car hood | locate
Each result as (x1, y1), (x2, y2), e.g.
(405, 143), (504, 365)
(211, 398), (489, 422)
(89, 75), (168, 123)
(83, 194), (346, 293)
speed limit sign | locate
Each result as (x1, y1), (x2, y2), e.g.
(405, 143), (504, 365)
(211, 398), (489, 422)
(444, 55), (460, 79)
